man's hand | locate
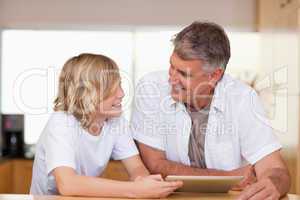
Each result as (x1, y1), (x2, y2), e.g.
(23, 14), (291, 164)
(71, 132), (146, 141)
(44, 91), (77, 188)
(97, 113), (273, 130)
(230, 165), (257, 191)
(237, 151), (291, 200)
(237, 176), (281, 200)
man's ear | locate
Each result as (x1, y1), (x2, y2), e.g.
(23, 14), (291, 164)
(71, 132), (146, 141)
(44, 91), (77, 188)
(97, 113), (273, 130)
(209, 67), (224, 85)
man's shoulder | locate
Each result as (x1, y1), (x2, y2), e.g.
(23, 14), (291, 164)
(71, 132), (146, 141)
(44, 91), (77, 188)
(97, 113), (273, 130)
(219, 74), (255, 97)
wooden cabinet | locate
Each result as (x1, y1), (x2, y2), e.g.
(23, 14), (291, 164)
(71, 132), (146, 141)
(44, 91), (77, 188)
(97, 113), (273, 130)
(12, 160), (33, 194)
(0, 159), (128, 194)
(257, 0), (300, 194)
(0, 161), (13, 193)
(0, 159), (33, 194)
(258, 0), (299, 32)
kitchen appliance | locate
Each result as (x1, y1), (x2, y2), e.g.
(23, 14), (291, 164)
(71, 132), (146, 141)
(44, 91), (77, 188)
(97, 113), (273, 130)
(1, 114), (24, 157)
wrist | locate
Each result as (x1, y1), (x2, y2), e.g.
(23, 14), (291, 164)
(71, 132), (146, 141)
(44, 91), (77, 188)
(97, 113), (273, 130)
(228, 169), (240, 176)
(124, 181), (138, 198)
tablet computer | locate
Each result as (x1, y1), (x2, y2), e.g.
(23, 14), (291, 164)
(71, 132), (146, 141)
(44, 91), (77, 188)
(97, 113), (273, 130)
(165, 175), (243, 193)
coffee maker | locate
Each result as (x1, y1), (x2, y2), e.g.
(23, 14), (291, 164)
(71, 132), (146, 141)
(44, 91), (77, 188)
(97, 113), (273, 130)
(1, 114), (24, 157)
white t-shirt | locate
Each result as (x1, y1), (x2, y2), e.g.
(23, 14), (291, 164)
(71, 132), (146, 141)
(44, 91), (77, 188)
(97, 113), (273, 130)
(30, 111), (138, 195)
(132, 71), (282, 170)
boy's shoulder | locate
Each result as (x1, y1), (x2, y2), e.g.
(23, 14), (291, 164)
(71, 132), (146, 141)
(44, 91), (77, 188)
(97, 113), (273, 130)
(48, 111), (79, 128)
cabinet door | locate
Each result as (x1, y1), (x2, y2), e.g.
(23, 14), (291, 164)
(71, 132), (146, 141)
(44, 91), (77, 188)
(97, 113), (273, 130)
(257, 0), (281, 31)
(257, 0), (299, 31)
(258, 0), (300, 194)
(0, 161), (13, 193)
(12, 160), (33, 194)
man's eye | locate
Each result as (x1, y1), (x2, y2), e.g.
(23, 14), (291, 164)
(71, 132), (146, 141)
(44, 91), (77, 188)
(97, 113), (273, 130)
(182, 73), (192, 79)
(179, 71), (188, 77)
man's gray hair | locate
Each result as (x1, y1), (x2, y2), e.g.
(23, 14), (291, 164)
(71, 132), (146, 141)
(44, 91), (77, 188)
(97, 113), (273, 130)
(173, 21), (231, 72)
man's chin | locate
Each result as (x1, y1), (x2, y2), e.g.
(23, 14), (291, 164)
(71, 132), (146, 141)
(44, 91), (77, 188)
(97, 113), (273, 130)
(171, 93), (186, 104)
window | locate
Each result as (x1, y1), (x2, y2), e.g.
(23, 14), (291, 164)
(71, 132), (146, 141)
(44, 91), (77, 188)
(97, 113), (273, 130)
(1, 30), (134, 144)
(1, 29), (260, 144)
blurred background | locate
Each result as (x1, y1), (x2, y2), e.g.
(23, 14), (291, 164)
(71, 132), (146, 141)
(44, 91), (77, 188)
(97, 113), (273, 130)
(0, 0), (299, 195)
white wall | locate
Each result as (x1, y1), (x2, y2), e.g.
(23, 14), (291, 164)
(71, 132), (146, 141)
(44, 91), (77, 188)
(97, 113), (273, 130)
(0, 0), (256, 31)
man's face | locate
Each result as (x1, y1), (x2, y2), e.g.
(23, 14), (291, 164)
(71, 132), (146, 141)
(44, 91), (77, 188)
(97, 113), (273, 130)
(168, 52), (222, 109)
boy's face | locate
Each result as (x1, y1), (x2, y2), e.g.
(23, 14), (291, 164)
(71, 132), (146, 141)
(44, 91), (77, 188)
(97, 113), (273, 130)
(97, 83), (125, 118)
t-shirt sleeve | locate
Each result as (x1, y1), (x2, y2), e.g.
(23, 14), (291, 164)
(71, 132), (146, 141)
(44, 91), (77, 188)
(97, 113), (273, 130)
(238, 90), (282, 164)
(131, 77), (166, 151)
(111, 117), (139, 160)
(45, 118), (76, 175)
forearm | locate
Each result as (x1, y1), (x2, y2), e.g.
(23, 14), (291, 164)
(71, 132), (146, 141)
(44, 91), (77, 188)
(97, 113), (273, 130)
(151, 159), (235, 177)
(137, 143), (242, 177)
(122, 155), (150, 181)
(259, 167), (291, 196)
(58, 175), (135, 198)
(129, 165), (150, 180)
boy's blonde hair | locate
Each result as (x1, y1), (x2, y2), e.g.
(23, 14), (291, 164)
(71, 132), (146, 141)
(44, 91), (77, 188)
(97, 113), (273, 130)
(54, 53), (120, 128)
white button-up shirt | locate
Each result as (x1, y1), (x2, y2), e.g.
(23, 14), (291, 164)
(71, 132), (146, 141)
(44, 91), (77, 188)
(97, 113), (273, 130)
(131, 71), (281, 170)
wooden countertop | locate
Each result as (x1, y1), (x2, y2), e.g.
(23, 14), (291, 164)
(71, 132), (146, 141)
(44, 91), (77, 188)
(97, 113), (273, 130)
(0, 193), (300, 200)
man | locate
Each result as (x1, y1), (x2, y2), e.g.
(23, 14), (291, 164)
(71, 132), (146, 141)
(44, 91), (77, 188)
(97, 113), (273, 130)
(131, 21), (290, 200)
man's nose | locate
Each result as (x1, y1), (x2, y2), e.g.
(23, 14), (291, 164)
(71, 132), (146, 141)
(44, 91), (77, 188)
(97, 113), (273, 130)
(169, 70), (179, 85)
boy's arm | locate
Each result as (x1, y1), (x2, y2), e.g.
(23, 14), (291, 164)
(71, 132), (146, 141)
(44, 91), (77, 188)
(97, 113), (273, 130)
(53, 166), (181, 198)
(53, 167), (134, 197)
(121, 155), (150, 180)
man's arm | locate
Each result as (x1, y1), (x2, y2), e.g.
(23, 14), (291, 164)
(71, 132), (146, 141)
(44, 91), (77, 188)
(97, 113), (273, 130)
(138, 142), (253, 178)
(237, 150), (291, 200)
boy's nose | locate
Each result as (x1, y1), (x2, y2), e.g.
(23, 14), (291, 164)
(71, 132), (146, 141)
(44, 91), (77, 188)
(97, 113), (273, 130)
(118, 87), (125, 98)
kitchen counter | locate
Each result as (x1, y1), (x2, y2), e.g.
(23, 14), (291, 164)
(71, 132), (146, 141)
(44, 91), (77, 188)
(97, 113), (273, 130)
(0, 193), (300, 200)
(0, 157), (33, 165)
(0, 154), (34, 162)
